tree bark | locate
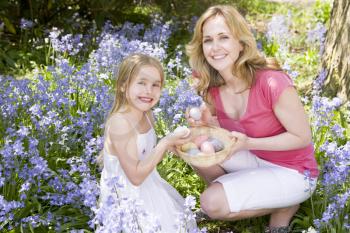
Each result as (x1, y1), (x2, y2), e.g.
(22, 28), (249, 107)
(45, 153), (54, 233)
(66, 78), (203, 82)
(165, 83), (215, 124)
(322, 0), (350, 101)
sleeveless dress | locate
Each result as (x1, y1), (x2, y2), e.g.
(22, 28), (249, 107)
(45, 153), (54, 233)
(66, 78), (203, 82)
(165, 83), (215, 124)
(99, 116), (195, 232)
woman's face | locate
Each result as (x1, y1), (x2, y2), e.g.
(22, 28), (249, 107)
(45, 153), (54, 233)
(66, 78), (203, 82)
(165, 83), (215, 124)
(202, 15), (243, 76)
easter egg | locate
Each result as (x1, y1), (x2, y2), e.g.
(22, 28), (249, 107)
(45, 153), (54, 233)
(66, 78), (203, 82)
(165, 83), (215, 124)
(173, 126), (190, 138)
(194, 135), (209, 147)
(181, 142), (198, 152)
(189, 107), (202, 121)
(200, 141), (215, 154)
(187, 148), (201, 156)
(207, 137), (224, 152)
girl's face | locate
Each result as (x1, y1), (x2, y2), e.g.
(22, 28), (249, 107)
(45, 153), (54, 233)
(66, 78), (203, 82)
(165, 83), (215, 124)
(202, 15), (243, 76)
(126, 65), (162, 113)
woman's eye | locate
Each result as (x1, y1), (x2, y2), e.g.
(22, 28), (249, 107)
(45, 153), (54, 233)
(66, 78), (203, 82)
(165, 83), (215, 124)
(138, 82), (146, 85)
(220, 36), (229, 40)
(203, 38), (212, 43)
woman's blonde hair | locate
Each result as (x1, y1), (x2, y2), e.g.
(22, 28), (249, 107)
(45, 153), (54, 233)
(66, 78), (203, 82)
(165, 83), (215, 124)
(186, 4), (280, 100)
(108, 53), (164, 119)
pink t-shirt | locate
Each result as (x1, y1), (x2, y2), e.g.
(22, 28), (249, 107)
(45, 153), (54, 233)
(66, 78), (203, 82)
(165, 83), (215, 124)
(209, 69), (319, 177)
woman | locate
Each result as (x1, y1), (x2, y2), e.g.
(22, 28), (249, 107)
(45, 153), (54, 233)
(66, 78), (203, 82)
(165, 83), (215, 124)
(185, 5), (318, 233)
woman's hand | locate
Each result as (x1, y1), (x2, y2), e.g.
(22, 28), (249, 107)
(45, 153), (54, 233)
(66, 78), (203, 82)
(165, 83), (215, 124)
(225, 131), (249, 160)
(186, 104), (219, 127)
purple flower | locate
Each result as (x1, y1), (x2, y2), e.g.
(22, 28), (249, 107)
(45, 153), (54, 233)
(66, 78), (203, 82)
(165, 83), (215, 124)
(307, 22), (326, 46)
(48, 28), (84, 55)
(20, 18), (34, 29)
(266, 14), (291, 52)
(158, 79), (203, 128)
(313, 69), (328, 93)
(17, 126), (30, 137)
(19, 182), (31, 192)
(13, 139), (24, 156)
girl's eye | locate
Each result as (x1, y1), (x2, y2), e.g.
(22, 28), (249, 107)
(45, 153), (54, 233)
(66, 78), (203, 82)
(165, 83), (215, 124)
(138, 82), (146, 85)
(153, 83), (161, 87)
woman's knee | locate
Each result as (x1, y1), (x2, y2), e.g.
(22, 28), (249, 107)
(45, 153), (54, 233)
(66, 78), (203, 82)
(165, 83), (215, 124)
(200, 183), (227, 217)
(200, 191), (217, 214)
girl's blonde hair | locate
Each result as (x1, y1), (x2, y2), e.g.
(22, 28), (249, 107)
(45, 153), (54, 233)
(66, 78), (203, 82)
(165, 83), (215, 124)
(97, 53), (164, 166)
(108, 53), (164, 119)
(186, 5), (281, 100)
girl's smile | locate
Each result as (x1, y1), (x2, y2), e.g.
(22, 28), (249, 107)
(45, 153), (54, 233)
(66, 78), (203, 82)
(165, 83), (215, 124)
(138, 97), (153, 103)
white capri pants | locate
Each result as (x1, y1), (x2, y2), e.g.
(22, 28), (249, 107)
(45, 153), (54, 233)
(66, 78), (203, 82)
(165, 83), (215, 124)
(214, 150), (317, 212)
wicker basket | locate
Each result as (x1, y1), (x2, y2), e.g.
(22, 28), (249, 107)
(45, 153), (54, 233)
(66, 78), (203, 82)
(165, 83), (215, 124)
(175, 126), (235, 167)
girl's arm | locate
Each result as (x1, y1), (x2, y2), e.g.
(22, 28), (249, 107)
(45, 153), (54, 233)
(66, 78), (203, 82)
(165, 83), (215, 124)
(105, 114), (190, 186)
(237, 87), (312, 152)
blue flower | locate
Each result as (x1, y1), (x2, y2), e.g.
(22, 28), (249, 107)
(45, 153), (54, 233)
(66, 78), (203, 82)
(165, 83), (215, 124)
(20, 18), (34, 29)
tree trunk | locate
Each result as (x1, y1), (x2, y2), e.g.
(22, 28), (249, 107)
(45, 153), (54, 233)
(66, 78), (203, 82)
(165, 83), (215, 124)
(322, 0), (350, 101)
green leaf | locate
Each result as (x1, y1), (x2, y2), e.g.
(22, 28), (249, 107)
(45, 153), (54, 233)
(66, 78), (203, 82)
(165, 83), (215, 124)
(29, 223), (35, 233)
(47, 0), (53, 10)
(1, 16), (16, 34)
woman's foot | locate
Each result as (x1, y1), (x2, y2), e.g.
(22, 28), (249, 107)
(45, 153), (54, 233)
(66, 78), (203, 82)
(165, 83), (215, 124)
(194, 209), (210, 222)
(264, 226), (291, 233)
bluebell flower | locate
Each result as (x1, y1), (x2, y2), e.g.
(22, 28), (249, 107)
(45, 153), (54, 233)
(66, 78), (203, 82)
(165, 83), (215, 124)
(158, 79), (202, 129)
(307, 22), (326, 48)
(266, 15), (291, 52)
(312, 69), (327, 94)
(19, 182), (31, 193)
(20, 18), (35, 29)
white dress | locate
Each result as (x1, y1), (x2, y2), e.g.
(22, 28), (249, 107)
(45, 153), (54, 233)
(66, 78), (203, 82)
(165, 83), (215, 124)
(100, 121), (194, 232)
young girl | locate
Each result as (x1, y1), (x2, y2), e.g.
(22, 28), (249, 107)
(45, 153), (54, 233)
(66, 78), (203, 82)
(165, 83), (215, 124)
(99, 54), (195, 232)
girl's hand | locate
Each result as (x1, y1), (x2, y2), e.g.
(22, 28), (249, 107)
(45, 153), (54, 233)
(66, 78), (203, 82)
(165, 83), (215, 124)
(225, 131), (249, 160)
(162, 130), (192, 148)
(167, 145), (177, 155)
(186, 104), (219, 127)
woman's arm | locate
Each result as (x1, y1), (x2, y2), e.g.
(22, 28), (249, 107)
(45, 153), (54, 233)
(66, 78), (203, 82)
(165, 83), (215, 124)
(243, 87), (312, 151)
